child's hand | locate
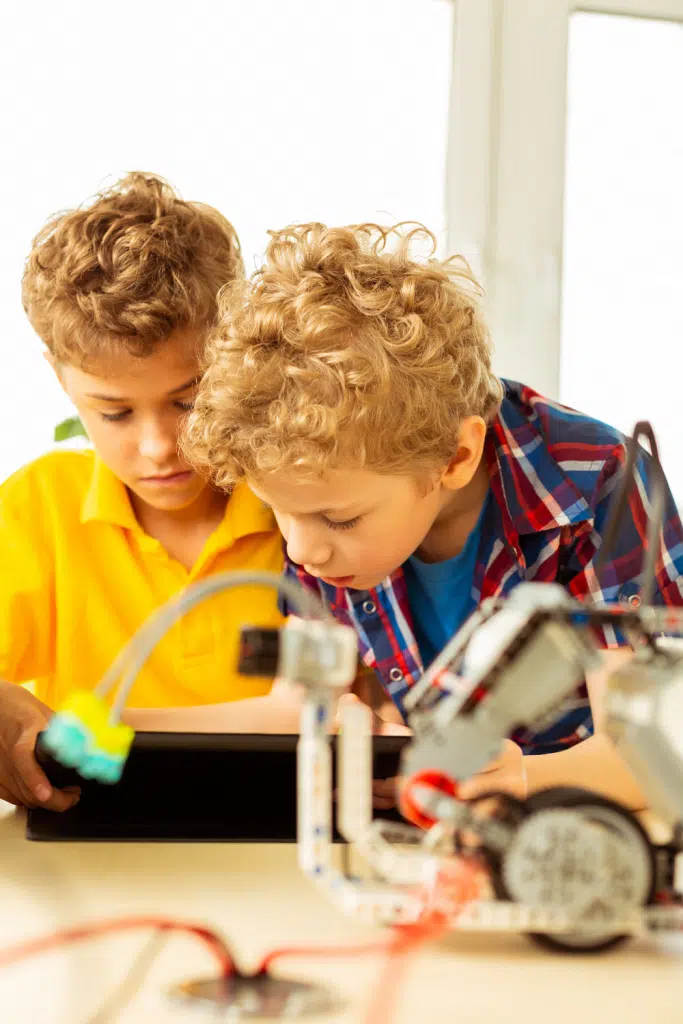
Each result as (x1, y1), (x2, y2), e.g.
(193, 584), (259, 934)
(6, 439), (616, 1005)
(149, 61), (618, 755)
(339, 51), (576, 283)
(457, 740), (527, 801)
(333, 693), (412, 736)
(372, 777), (400, 809)
(0, 681), (80, 811)
(378, 740), (527, 815)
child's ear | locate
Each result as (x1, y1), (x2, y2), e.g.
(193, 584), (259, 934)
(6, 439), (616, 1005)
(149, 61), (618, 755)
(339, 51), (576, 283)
(440, 416), (487, 490)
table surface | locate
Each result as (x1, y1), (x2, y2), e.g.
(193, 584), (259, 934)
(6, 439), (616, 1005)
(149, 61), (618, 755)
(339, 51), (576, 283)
(0, 801), (682, 1024)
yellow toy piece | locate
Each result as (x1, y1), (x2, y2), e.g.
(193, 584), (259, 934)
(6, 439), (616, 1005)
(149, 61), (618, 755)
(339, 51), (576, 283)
(59, 690), (134, 757)
(94, 721), (134, 757)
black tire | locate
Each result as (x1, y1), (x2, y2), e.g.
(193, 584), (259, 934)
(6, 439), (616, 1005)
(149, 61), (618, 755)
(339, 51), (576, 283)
(527, 928), (632, 955)
(499, 787), (656, 954)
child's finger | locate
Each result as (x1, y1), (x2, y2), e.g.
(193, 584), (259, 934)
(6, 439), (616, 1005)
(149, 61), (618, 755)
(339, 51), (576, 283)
(458, 774), (501, 802)
(337, 693), (364, 712)
(11, 733), (54, 803)
(372, 778), (397, 798)
(36, 785), (80, 813)
(373, 795), (398, 809)
(7, 764), (41, 808)
(12, 734), (78, 810)
(372, 777), (398, 808)
(376, 720), (412, 736)
(0, 781), (21, 806)
(334, 693), (373, 732)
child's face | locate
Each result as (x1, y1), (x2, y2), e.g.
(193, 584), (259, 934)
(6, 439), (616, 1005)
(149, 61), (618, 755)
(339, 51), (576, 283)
(54, 327), (209, 514)
(249, 465), (460, 590)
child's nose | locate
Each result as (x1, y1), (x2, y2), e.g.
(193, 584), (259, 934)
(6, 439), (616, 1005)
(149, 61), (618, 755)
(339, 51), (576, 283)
(286, 523), (332, 570)
(138, 423), (177, 463)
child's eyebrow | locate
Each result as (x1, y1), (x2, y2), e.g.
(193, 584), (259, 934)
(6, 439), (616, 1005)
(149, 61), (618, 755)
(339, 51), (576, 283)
(85, 376), (200, 402)
(258, 499), (364, 516)
(168, 375), (201, 395)
(319, 505), (364, 516)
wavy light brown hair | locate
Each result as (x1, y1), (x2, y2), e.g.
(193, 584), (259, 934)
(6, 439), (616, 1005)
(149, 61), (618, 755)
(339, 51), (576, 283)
(22, 172), (243, 364)
(183, 222), (503, 486)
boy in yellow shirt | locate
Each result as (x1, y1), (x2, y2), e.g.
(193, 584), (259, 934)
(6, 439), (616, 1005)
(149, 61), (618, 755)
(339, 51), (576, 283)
(0, 173), (296, 812)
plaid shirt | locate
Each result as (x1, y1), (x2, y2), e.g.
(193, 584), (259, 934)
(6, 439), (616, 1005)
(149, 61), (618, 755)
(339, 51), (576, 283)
(284, 381), (683, 754)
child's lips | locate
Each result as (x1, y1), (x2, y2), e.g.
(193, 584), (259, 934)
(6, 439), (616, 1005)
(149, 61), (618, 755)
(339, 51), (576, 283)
(319, 574), (355, 586)
(141, 470), (194, 486)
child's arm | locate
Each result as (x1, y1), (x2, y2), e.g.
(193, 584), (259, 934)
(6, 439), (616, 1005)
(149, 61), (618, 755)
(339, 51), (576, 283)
(122, 678), (304, 734)
(123, 668), (408, 737)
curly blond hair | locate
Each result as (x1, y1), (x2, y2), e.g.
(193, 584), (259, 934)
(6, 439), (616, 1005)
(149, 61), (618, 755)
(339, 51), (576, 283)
(22, 172), (243, 364)
(183, 222), (503, 486)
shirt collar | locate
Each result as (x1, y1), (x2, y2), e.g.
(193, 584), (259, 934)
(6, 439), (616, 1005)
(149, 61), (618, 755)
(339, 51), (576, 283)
(81, 459), (275, 546)
(191, 480), (277, 570)
(488, 381), (595, 539)
(80, 457), (139, 529)
(212, 480), (276, 548)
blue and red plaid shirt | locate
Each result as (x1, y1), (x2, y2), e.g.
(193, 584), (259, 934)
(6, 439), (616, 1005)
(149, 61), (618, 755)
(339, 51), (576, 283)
(284, 381), (683, 754)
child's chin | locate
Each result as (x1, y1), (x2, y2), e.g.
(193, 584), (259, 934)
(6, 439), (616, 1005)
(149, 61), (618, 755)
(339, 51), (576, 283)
(136, 484), (203, 512)
(345, 574), (385, 591)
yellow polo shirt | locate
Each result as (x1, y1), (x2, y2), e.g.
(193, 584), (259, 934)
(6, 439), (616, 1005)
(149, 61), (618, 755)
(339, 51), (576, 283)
(0, 450), (284, 709)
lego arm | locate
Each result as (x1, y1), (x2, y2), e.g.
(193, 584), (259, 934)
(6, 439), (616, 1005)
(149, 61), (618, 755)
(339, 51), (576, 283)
(453, 650), (649, 809)
(398, 585), (670, 824)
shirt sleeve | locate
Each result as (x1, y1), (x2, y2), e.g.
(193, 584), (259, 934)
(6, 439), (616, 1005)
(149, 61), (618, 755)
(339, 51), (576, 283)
(0, 471), (56, 682)
(562, 441), (683, 647)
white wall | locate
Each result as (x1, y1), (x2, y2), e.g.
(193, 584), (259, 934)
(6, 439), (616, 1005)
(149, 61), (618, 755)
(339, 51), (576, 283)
(0, 0), (452, 481)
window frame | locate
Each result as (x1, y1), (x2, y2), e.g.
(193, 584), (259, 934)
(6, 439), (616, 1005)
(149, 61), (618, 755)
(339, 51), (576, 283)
(446, 0), (683, 396)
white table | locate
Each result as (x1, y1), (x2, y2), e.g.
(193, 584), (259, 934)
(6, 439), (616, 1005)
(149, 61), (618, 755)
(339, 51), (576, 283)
(1, 801), (682, 1023)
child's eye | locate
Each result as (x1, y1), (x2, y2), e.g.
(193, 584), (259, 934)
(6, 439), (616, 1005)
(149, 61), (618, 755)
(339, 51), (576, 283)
(323, 516), (361, 532)
(175, 400), (195, 412)
(101, 410), (131, 422)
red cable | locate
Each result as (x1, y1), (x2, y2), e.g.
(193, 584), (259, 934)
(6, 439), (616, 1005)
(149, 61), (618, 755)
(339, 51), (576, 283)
(260, 853), (485, 1023)
(0, 915), (233, 978)
(364, 912), (450, 1024)
(364, 854), (486, 1024)
(257, 937), (399, 974)
(0, 853), (484, 1024)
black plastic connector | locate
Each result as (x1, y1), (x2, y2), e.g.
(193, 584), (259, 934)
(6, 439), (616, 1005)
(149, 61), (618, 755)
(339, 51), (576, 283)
(237, 626), (281, 677)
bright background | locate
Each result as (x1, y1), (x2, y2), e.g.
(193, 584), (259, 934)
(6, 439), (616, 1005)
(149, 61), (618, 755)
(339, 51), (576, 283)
(1, 0), (681, 507)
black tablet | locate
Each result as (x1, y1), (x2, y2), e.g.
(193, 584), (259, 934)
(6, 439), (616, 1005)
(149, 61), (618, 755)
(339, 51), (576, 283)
(27, 732), (408, 842)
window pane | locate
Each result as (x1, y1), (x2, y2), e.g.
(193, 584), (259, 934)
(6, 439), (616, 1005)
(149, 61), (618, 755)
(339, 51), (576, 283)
(0, 0), (452, 481)
(560, 12), (683, 507)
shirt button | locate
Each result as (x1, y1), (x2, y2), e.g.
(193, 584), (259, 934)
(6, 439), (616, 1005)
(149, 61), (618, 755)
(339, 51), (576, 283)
(362, 600), (376, 614)
(389, 667), (404, 682)
(618, 581), (641, 606)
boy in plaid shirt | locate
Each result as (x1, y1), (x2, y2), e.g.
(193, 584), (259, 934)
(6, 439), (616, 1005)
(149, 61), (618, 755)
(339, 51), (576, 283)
(184, 222), (683, 809)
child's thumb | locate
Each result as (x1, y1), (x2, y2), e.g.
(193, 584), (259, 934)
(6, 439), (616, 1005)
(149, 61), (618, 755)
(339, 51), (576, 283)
(337, 693), (363, 710)
(333, 692), (368, 732)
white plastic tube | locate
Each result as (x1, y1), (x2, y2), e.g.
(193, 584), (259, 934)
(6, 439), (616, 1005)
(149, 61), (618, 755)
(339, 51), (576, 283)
(298, 697), (333, 883)
(338, 699), (372, 844)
